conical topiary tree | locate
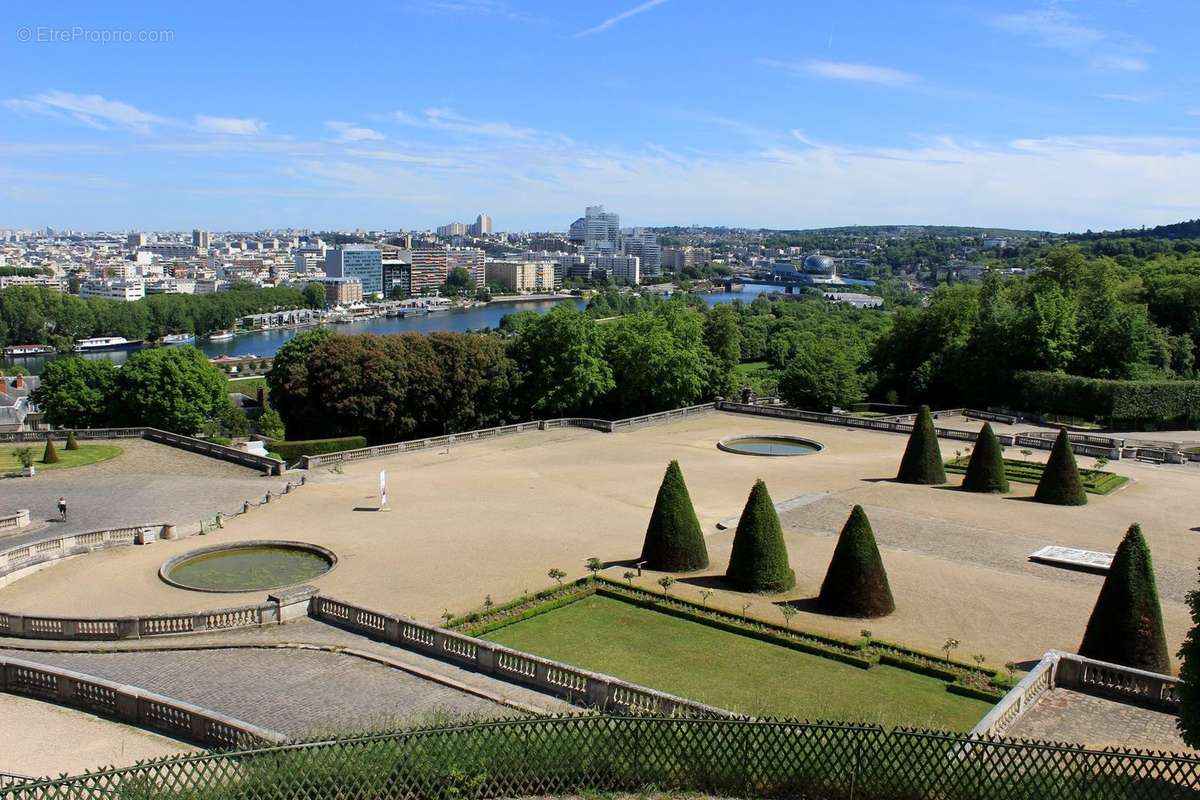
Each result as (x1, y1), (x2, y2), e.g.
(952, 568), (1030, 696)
(961, 422), (1009, 493)
(726, 480), (795, 593)
(818, 505), (895, 618)
(1034, 429), (1087, 506)
(896, 405), (946, 485)
(65, 430), (79, 451)
(640, 460), (709, 572)
(42, 438), (59, 464)
(1177, 565), (1200, 748)
(1079, 523), (1170, 673)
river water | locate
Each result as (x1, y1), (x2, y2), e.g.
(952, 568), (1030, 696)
(2, 284), (784, 373)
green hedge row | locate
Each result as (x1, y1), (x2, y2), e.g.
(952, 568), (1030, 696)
(267, 435), (368, 462)
(1013, 371), (1200, 428)
(944, 457), (1128, 495)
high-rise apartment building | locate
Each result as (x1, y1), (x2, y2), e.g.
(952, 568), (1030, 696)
(622, 228), (660, 277)
(587, 253), (640, 285)
(401, 245), (449, 293)
(127, 232), (146, 249)
(448, 247), (486, 287)
(485, 260), (556, 293)
(192, 229), (210, 250)
(325, 244), (383, 296)
(436, 222), (468, 237)
(470, 214), (493, 236)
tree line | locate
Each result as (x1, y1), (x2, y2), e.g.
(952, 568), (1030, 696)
(0, 284), (323, 351)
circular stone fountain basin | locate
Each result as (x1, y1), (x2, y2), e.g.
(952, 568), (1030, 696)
(717, 435), (823, 457)
(160, 541), (336, 593)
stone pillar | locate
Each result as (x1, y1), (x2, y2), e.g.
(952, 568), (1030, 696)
(161, 524), (178, 540)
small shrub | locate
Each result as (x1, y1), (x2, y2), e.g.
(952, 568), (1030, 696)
(65, 430), (79, 451)
(640, 460), (709, 572)
(817, 505), (895, 618)
(896, 406), (945, 485)
(13, 446), (33, 469)
(1034, 429), (1087, 506)
(960, 422), (1008, 493)
(41, 438), (59, 464)
(1079, 523), (1170, 673)
(726, 479), (795, 593)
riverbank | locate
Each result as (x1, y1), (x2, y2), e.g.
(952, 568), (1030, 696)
(487, 293), (579, 304)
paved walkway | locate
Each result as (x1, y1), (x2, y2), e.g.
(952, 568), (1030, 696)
(0, 619), (574, 734)
(1, 439), (287, 549)
(0, 693), (196, 779)
(1008, 688), (1195, 753)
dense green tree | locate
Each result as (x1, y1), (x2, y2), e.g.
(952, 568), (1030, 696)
(1034, 429), (1087, 506)
(817, 505), (895, 617)
(266, 327), (336, 438)
(1079, 524), (1170, 673)
(961, 422), (1009, 493)
(603, 305), (711, 415)
(895, 406), (946, 485)
(640, 460), (709, 572)
(779, 337), (864, 411)
(31, 357), (118, 428)
(113, 346), (227, 434)
(508, 305), (614, 415)
(302, 282), (327, 309)
(726, 479), (795, 593)
(426, 332), (519, 433)
(258, 408), (285, 440)
(1178, 565), (1200, 748)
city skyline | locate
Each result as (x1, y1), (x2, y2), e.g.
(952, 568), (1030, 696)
(2, 1), (1198, 232)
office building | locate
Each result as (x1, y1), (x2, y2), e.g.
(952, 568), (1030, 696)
(192, 229), (210, 250)
(140, 243), (198, 258)
(79, 279), (146, 302)
(127, 232), (146, 249)
(587, 253), (640, 285)
(325, 244), (383, 296)
(486, 260), (555, 293)
(382, 257), (412, 297)
(470, 214), (493, 236)
(448, 247), (486, 287)
(622, 228), (661, 277)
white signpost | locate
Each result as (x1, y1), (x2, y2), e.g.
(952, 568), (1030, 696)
(379, 469), (389, 512)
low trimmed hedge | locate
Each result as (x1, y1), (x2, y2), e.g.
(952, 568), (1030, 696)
(945, 457), (1127, 494)
(268, 436), (368, 463)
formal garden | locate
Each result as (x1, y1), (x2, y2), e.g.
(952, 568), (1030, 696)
(3, 434), (122, 477)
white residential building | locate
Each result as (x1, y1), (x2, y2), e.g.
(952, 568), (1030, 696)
(79, 279), (145, 301)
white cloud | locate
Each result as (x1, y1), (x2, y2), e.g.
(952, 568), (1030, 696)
(760, 58), (919, 87)
(393, 107), (555, 140)
(575, 0), (668, 37)
(325, 121), (386, 142)
(4, 90), (167, 133)
(989, 7), (1151, 72)
(194, 115), (266, 136)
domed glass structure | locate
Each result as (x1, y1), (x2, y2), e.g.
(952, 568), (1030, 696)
(803, 254), (836, 275)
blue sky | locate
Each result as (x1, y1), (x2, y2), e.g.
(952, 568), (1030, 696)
(2, 0), (1197, 232)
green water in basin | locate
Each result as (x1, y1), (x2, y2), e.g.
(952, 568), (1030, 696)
(166, 545), (332, 592)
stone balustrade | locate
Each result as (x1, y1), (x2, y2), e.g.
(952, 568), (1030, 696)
(0, 524), (172, 590)
(310, 594), (731, 719)
(0, 510), (31, 531)
(301, 405), (716, 468)
(0, 654), (285, 747)
(0, 427), (284, 475)
(970, 650), (1180, 738)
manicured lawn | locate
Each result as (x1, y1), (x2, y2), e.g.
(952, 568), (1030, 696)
(944, 457), (1127, 494)
(227, 375), (269, 396)
(484, 595), (990, 731)
(2, 443), (124, 476)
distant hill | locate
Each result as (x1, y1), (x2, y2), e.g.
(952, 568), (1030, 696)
(1072, 219), (1200, 241)
(648, 224), (1050, 238)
